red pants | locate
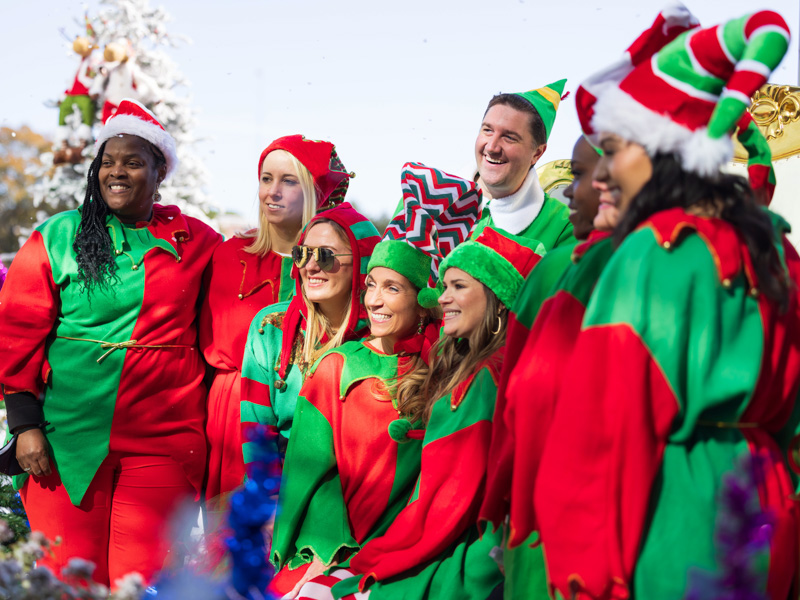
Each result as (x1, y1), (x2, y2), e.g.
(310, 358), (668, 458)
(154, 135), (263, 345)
(21, 452), (197, 588)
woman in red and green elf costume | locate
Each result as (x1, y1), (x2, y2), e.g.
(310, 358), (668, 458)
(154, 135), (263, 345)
(270, 162), (480, 599)
(198, 135), (355, 564)
(0, 98), (222, 586)
(240, 202), (380, 467)
(533, 9), (800, 600)
(328, 226), (543, 600)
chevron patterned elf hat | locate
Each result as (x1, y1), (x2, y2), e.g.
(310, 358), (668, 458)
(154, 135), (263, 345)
(367, 162), (481, 308)
(514, 79), (568, 142)
(95, 98), (178, 179)
(577, 3), (790, 176)
(439, 227), (544, 309)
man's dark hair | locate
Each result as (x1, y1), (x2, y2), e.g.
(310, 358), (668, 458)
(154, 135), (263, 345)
(484, 94), (547, 148)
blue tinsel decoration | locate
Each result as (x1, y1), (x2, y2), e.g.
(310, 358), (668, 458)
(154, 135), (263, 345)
(226, 424), (282, 599)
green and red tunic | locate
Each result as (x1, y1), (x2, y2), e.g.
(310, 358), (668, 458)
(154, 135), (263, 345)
(535, 208), (800, 600)
(0, 205), (221, 505)
(270, 340), (423, 572)
(333, 352), (506, 600)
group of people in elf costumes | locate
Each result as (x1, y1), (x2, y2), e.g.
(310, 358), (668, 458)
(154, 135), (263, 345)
(0, 2), (799, 599)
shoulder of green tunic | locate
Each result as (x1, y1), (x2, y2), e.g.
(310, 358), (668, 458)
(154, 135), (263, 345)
(512, 243), (575, 329)
(252, 300), (292, 331)
(584, 208), (764, 429)
(310, 341), (398, 400)
(553, 231), (615, 309)
(425, 359), (501, 447)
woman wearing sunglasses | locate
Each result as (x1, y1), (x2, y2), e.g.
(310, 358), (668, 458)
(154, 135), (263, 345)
(199, 135), (353, 564)
(269, 163), (480, 599)
(240, 202), (380, 467)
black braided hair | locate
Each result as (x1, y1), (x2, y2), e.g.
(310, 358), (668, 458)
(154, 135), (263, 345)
(614, 153), (790, 310)
(73, 139), (167, 292)
(74, 141), (116, 291)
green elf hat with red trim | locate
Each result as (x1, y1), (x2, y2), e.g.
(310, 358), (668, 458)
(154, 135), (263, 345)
(578, 3), (790, 177)
(367, 162), (481, 308)
(258, 134), (354, 209)
(439, 227), (544, 308)
(514, 79), (568, 141)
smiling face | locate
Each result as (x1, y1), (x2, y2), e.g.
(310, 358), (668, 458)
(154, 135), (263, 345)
(475, 103), (546, 199)
(99, 134), (166, 224)
(592, 133), (652, 230)
(300, 222), (354, 323)
(439, 268), (489, 339)
(364, 267), (424, 352)
(258, 149), (306, 231)
(564, 137), (602, 240)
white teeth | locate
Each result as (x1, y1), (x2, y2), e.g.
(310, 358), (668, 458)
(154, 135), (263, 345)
(308, 278), (326, 284)
(569, 208), (578, 216)
(371, 314), (391, 322)
(110, 185), (128, 190)
(444, 311), (460, 318)
(485, 156), (504, 165)
(267, 203), (282, 208)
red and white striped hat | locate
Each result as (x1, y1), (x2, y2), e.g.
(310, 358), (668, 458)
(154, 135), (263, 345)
(577, 3), (790, 176)
(95, 98), (178, 179)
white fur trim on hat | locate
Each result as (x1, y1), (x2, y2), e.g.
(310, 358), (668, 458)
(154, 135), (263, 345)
(591, 86), (730, 176)
(95, 110), (178, 180)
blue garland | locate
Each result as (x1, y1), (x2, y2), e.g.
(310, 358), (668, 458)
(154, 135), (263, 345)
(226, 424), (282, 599)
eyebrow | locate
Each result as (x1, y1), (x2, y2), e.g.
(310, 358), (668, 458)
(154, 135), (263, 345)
(447, 278), (467, 284)
(103, 153), (146, 159)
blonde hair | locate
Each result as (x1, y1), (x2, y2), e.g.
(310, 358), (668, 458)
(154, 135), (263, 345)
(377, 305), (442, 424)
(300, 219), (353, 367)
(243, 150), (318, 256)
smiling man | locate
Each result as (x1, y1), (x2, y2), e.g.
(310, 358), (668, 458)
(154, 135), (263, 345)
(472, 80), (575, 251)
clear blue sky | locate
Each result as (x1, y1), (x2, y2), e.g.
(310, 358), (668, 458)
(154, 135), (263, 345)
(2, 0), (798, 227)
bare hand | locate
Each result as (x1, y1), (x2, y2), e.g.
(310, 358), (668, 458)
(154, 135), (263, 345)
(282, 557), (333, 599)
(16, 429), (51, 478)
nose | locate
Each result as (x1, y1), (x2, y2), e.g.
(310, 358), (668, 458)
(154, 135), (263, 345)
(564, 181), (575, 200)
(304, 253), (321, 274)
(438, 288), (452, 306)
(365, 287), (383, 310)
(484, 134), (501, 155)
(265, 181), (281, 199)
(592, 156), (609, 186)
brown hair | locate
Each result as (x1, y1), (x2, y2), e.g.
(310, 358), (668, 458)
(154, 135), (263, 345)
(421, 286), (507, 424)
(485, 93), (546, 148)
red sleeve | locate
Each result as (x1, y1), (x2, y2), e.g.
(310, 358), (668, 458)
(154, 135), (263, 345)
(478, 311), (527, 530)
(534, 324), (678, 600)
(349, 419), (492, 587)
(0, 231), (59, 396)
(506, 291), (586, 547)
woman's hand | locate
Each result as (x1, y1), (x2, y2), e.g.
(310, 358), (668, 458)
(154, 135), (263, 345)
(16, 428), (51, 477)
(282, 557), (333, 599)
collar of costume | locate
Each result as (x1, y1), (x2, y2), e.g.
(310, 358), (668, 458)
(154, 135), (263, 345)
(394, 320), (442, 367)
(484, 167), (544, 235)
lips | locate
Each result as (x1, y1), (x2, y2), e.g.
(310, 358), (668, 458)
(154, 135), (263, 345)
(443, 310), (460, 320)
(108, 183), (130, 193)
(370, 313), (391, 323)
(306, 277), (327, 287)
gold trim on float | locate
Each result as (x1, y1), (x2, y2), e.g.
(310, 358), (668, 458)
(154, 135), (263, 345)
(536, 158), (573, 194)
(733, 83), (800, 162)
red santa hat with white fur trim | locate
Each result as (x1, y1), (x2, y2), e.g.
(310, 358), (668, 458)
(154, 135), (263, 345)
(577, 3), (790, 177)
(94, 98), (179, 179)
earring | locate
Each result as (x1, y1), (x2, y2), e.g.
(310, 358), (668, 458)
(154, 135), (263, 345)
(153, 184), (161, 203)
(416, 316), (426, 335)
(492, 309), (504, 335)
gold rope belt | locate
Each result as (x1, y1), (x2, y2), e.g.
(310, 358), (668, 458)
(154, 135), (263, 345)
(56, 336), (194, 364)
(696, 420), (761, 429)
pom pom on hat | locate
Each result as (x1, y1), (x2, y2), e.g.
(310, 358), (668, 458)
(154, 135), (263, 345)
(95, 98), (178, 180)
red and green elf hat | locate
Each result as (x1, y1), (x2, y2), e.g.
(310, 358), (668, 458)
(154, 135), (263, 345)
(258, 135), (353, 209)
(735, 111), (775, 206)
(367, 162), (481, 308)
(578, 4), (790, 177)
(439, 227), (544, 308)
(514, 79), (568, 142)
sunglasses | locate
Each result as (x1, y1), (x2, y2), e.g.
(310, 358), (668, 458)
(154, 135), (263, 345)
(291, 245), (352, 271)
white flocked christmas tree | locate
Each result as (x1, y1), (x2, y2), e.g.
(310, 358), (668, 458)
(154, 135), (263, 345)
(26, 0), (216, 244)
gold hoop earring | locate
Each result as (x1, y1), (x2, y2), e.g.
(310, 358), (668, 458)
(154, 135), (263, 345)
(491, 315), (503, 335)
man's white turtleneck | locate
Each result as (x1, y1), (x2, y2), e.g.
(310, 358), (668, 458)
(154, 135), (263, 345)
(484, 167), (544, 235)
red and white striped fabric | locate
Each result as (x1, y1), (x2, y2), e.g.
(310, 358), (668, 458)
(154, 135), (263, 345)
(295, 568), (370, 600)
